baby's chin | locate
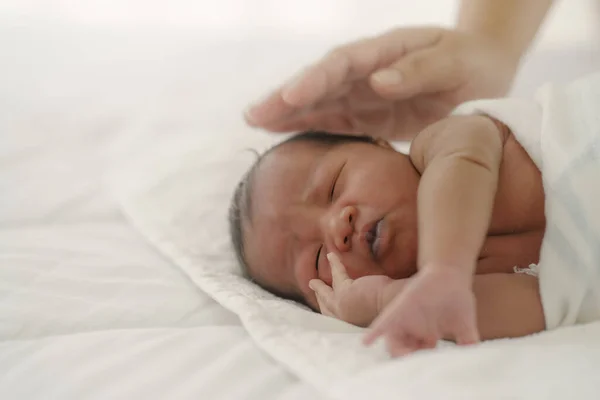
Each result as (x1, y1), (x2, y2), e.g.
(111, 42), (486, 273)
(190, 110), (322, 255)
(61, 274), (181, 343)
(382, 240), (417, 279)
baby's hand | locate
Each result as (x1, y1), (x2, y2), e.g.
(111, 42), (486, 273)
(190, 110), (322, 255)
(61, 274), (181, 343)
(364, 267), (479, 357)
(309, 253), (393, 327)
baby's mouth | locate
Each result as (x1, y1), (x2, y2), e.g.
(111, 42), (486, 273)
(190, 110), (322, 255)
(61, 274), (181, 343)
(366, 218), (383, 259)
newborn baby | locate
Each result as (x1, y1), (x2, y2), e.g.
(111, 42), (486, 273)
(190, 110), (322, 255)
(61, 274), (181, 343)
(230, 114), (547, 355)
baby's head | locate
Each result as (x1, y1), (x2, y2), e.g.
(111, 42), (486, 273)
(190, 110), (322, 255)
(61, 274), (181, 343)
(229, 131), (420, 311)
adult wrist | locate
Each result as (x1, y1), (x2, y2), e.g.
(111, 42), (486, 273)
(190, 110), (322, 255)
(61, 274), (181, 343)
(463, 27), (525, 68)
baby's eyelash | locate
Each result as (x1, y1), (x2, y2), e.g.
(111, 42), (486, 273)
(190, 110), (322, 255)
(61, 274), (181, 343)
(329, 179), (336, 202)
(329, 162), (346, 202)
(315, 245), (323, 271)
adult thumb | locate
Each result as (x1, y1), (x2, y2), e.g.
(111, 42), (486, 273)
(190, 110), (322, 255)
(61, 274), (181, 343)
(369, 49), (459, 100)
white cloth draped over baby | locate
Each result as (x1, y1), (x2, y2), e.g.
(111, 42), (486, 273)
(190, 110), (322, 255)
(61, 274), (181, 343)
(454, 71), (600, 330)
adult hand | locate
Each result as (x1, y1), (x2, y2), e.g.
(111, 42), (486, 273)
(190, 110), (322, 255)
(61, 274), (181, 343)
(245, 27), (520, 140)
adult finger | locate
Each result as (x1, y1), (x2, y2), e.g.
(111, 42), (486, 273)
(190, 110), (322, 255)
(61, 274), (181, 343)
(370, 47), (462, 101)
(327, 253), (350, 291)
(245, 71), (353, 129)
(280, 44), (366, 109)
(245, 55), (351, 128)
(281, 28), (443, 108)
(245, 88), (299, 128)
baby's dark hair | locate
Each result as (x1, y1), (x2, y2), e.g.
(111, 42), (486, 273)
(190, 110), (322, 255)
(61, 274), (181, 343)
(228, 131), (376, 302)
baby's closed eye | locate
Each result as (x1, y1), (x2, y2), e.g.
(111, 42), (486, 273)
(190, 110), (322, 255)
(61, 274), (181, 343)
(328, 161), (345, 203)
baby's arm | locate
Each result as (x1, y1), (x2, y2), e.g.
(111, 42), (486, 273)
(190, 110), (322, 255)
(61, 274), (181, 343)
(410, 114), (507, 279)
(377, 273), (545, 340)
(364, 115), (511, 351)
(311, 254), (545, 340)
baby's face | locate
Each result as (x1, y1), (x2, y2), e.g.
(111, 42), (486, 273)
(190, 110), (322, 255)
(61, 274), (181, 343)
(243, 139), (420, 310)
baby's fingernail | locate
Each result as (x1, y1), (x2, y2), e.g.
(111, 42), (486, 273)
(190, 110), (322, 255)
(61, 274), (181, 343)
(308, 280), (316, 290)
(372, 69), (403, 86)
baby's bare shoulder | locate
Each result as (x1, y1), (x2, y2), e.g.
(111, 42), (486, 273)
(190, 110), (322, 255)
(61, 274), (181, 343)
(409, 115), (507, 173)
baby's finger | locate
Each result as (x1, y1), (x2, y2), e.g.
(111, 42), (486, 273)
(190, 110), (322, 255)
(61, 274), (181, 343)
(418, 336), (438, 350)
(308, 279), (334, 309)
(315, 292), (335, 318)
(309, 279), (333, 297)
(309, 279), (336, 314)
(362, 301), (398, 346)
(362, 321), (388, 346)
(386, 335), (418, 358)
(363, 326), (387, 346)
(387, 332), (438, 357)
(454, 322), (481, 346)
(327, 253), (350, 290)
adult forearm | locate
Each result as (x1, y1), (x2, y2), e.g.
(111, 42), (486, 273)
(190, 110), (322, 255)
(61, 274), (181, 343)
(457, 0), (554, 61)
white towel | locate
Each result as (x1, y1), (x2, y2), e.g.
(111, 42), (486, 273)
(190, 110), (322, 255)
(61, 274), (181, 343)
(454, 71), (600, 329)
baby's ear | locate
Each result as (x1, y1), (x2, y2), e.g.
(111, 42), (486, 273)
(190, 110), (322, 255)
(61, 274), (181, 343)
(374, 138), (393, 149)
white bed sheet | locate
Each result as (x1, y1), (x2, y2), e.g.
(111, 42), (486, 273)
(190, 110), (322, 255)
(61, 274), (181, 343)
(0, 327), (319, 400)
(0, 23), (323, 399)
(1, 4), (598, 399)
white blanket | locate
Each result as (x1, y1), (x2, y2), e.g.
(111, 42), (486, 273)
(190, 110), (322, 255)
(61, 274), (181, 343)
(107, 73), (600, 399)
(455, 71), (600, 330)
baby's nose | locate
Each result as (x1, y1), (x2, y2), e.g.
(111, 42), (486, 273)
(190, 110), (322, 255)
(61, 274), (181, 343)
(327, 206), (356, 252)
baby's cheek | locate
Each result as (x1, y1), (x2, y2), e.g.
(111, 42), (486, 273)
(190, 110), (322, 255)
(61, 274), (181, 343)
(338, 255), (379, 280)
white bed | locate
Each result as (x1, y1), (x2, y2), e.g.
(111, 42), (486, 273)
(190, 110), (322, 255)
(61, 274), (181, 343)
(0, 22), (325, 400)
(1, 1), (599, 399)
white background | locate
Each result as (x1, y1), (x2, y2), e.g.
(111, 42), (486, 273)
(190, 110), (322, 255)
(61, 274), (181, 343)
(0, 0), (598, 46)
